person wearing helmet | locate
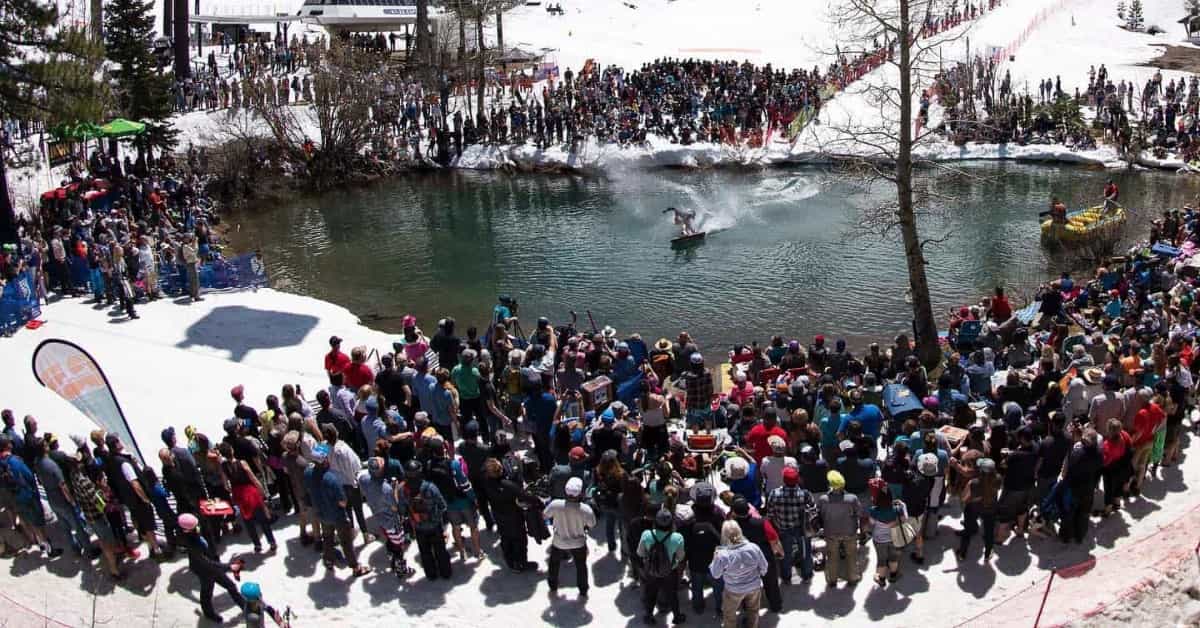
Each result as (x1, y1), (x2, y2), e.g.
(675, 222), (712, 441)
(176, 512), (246, 623)
(399, 459), (451, 580)
(239, 581), (285, 628)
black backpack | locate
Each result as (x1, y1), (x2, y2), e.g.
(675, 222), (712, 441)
(425, 457), (465, 501)
(644, 532), (674, 579)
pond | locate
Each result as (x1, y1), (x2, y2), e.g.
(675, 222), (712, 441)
(230, 163), (1200, 351)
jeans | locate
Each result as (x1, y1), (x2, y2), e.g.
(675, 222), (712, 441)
(959, 504), (996, 556)
(320, 521), (358, 568)
(49, 502), (91, 552)
(721, 588), (762, 628)
(778, 527), (813, 581)
(547, 545), (589, 592)
(599, 506), (622, 551)
(689, 568), (723, 613)
(243, 505), (276, 550)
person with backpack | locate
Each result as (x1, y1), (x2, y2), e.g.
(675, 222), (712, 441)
(764, 466), (816, 584)
(637, 509), (687, 625)
(399, 460), (451, 580)
(103, 433), (165, 560)
(457, 421), (495, 532)
(481, 457), (541, 572)
(546, 476), (596, 597)
(0, 436), (60, 558)
(304, 444), (371, 576)
(710, 520), (768, 628)
(424, 435), (481, 561)
(682, 483), (725, 616)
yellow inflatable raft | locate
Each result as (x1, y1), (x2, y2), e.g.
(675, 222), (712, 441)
(1040, 205), (1128, 246)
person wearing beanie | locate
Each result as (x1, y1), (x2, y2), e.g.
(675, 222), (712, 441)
(545, 476), (596, 597)
(681, 351), (714, 428)
(637, 509), (687, 625)
(176, 512), (246, 623)
(818, 470), (862, 587)
(730, 496), (784, 612)
(764, 466), (816, 584)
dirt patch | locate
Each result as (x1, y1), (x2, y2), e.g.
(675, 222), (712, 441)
(1142, 44), (1200, 73)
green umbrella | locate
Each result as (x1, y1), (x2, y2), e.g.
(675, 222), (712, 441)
(100, 118), (147, 138)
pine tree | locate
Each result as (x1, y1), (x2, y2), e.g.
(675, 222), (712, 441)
(1117, 0), (1126, 20)
(0, 0), (107, 244)
(105, 0), (177, 152)
(1187, 0), (1200, 15)
(1127, 0), (1145, 30)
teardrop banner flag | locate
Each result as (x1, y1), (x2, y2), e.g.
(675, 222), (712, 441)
(31, 338), (145, 465)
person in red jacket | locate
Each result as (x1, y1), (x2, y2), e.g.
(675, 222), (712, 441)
(324, 336), (350, 384)
(990, 286), (1012, 323)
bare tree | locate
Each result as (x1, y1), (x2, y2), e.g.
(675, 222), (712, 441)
(814, 0), (975, 366)
(416, 0), (431, 76)
(241, 43), (402, 189)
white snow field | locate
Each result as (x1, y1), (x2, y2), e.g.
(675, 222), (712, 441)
(2, 288), (1200, 627)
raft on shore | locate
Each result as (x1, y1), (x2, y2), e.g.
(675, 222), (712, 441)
(1040, 205), (1128, 246)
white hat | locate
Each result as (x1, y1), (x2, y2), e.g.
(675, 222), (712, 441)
(839, 439), (855, 452)
(724, 457), (749, 480)
(690, 352), (704, 365)
(767, 435), (787, 453)
(565, 477), (584, 497)
(917, 453), (939, 477)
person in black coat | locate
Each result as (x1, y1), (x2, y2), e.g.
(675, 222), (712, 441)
(177, 513), (245, 623)
(481, 458), (542, 572)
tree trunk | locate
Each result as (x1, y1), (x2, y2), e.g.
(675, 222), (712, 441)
(895, 0), (940, 368)
(0, 153), (17, 246)
(173, 0), (190, 78)
(163, 0), (173, 40)
(457, 1), (467, 60)
(476, 13), (485, 117)
(496, 6), (504, 55)
(90, 0), (103, 41)
(416, 0), (430, 76)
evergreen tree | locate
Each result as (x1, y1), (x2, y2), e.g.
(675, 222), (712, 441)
(1187, 0), (1200, 16)
(105, 0), (176, 152)
(1117, 0), (1125, 20)
(1127, 0), (1145, 30)
(0, 0), (107, 244)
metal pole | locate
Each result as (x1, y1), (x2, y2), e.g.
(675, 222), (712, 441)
(1033, 570), (1056, 628)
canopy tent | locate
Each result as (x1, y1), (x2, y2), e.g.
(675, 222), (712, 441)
(100, 118), (147, 138)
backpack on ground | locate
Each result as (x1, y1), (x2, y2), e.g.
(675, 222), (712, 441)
(643, 533), (674, 579)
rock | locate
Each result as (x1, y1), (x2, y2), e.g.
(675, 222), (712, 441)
(1184, 599), (1200, 626)
(1186, 579), (1200, 601)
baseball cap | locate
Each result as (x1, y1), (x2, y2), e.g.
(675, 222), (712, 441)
(768, 435), (787, 453)
(230, 384), (244, 399)
(401, 314), (417, 328)
(565, 477), (584, 497)
(568, 446), (587, 462)
(364, 397), (378, 413)
(691, 481), (716, 504)
(690, 352), (704, 364)
(783, 466), (800, 486)
(655, 509), (674, 528)
(329, 335), (342, 346)
(223, 417), (239, 433)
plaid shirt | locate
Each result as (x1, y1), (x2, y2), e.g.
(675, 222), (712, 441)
(764, 485), (813, 531)
(683, 371), (714, 411)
